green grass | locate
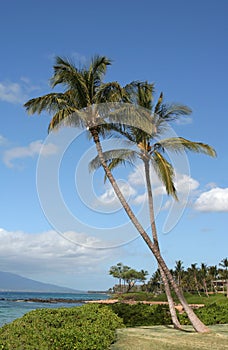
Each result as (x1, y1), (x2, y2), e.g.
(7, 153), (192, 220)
(112, 291), (228, 305)
(111, 324), (228, 350)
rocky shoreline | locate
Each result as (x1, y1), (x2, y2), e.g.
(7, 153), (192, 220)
(1, 297), (92, 304)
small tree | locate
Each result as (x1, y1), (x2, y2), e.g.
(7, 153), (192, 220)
(109, 263), (125, 292)
(109, 263), (148, 292)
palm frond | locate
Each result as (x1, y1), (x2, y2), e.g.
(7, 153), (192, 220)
(89, 149), (137, 172)
(50, 56), (90, 107)
(152, 151), (178, 200)
(24, 93), (71, 115)
(86, 55), (112, 101)
(106, 123), (137, 143)
(48, 108), (86, 132)
(155, 137), (216, 157)
(157, 103), (192, 122)
(95, 82), (129, 104)
(91, 55), (112, 84)
(136, 81), (154, 110)
(154, 92), (163, 114)
(124, 81), (155, 109)
(107, 104), (156, 136)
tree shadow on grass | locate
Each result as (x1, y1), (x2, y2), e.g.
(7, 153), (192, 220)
(165, 325), (195, 333)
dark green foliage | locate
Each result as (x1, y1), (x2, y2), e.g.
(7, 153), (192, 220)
(114, 291), (227, 305)
(0, 304), (124, 350)
(178, 301), (228, 326)
(115, 292), (156, 301)
(109, 303), (172, 327)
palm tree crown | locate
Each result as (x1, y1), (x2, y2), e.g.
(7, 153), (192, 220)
(24, 55), (130, 134)
(90, 81), (216, 198)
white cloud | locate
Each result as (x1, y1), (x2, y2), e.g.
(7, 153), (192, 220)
(175, 173), (199, 194)
(98, 181), (136, 205)
(0, 228), (111, 276)
(128, 162), (200, 206)
(0, 78), (39, 104)
(194, 187), (228, 212)
(132, 192), (147, 205)
(0, 135), (8, 146)
(0, 81), (27, 104)
(3, 140), (58, 168)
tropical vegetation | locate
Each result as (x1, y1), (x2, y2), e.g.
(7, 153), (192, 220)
(109, 258), (228, 297)
(109, 263), (148, 293)
(149, 258), (228, 297)
(0, 304), (124, 350)
(24, 54), (216, 333)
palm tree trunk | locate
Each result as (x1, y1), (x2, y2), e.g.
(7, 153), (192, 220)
(159, 266), (181, 329)
(144, 158), (181, 329)
(203, 279), (209, 297)
(194, 275), (201, 296)
(91, 129), (210, 333)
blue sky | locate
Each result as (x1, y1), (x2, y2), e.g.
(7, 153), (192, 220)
(0, 0), (227, 291)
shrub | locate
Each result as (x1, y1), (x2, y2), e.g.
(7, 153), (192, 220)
(0, 304), (124, 350)
(109, 303), (172, 327)
(178, 301), (228, 325)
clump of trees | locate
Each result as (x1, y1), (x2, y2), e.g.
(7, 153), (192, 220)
(110, 258), (228, 297)
(146, 258), (228, 297)
(109, 262), (148, 293)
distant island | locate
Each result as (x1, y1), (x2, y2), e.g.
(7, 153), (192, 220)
(0, 271), (83, 293)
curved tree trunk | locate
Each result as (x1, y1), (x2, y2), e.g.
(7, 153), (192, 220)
(159, 266), (181, 329)
(144, 158), (181, 329)
(91, 129), (210, 333)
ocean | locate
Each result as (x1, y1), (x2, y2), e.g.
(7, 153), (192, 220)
(0, 291), (109, 327)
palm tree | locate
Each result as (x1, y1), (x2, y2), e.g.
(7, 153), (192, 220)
(24, 56), (211, 333)
(90, 81), (215, 330)
(189, 263), (201, 296)
(219, 258), (228, 297)
(199, 263), (209, 297)
(113, 82), (183, 328)
(147, 268), (163, 294)
(174, 260), (185, 288)
(208, 265), (218, 293)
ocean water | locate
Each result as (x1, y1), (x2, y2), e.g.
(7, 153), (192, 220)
(0, 292), (109, 327)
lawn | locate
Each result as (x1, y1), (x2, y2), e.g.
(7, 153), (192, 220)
(111, 324), (228, 350)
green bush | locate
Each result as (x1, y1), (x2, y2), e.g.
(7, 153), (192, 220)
(115, 292), (155, 302)
(178, 301), (228, 325)
(0, 304), (124, 350)
(109, 303), (172, 327)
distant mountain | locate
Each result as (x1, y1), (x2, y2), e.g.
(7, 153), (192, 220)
(0, 271), (82, 293)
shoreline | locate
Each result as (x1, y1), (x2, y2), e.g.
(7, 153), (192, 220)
(1, 297), (205, 313)
(85, 299), (205, 312)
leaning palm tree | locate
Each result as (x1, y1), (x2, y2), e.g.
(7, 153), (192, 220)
(90, 81), (216, 331)
(101, 82), (182, 328)
(25, 56), (211, 333)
